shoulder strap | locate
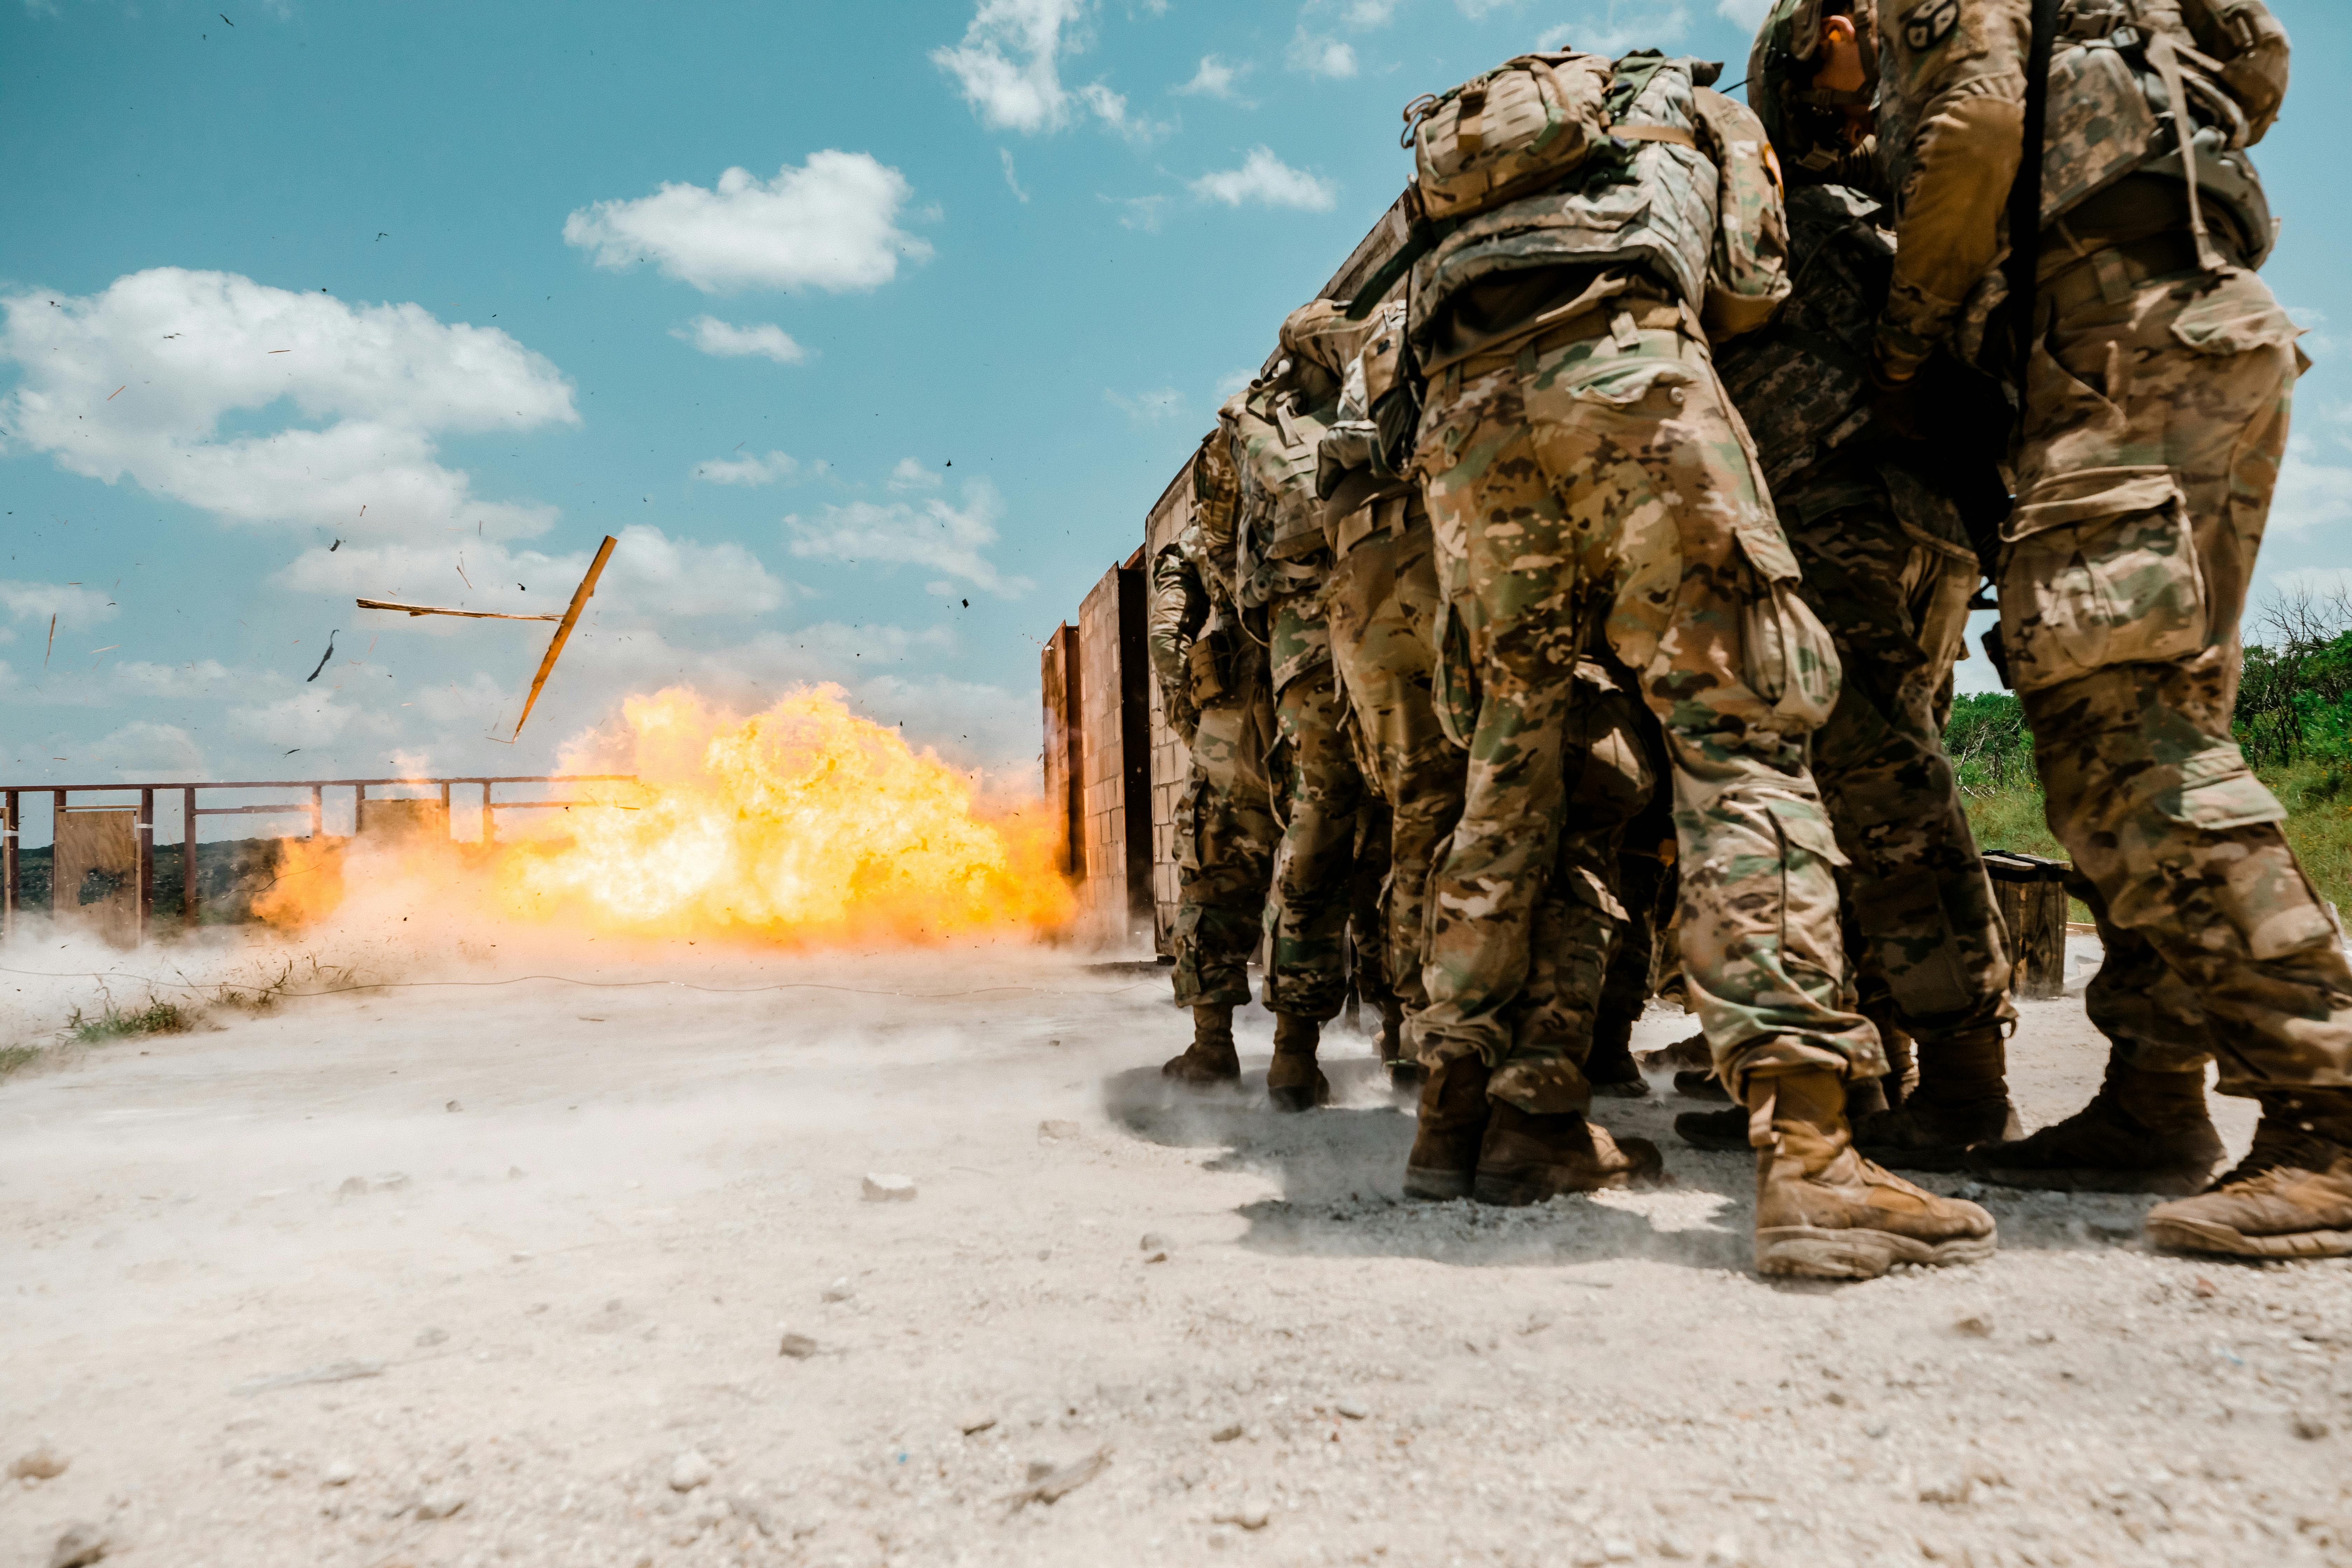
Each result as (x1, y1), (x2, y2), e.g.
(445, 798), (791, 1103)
(2001, 0), (2060, 375)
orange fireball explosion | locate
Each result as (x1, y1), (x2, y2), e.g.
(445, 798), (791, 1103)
(256, 686), (1074, 945)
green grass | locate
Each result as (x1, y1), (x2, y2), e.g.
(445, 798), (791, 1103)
(0, 1045), (40, 1082)
(65, 999), (191, 1046)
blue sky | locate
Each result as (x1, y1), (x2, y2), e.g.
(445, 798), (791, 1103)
(3, 0), (2348, 827)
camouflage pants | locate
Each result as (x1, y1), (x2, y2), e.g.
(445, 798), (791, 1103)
(1172, 677), (1279, 1010)
(2002, 262), (2352, 1093)
(1264, 591), (1367, 1020)
(1413, 318), (1880, 1109)
(1784, 502), (2015, 1038)
(1325, 507), (1469, 1018)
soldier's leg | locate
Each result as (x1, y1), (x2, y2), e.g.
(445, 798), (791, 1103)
(1166, 699), (1278, 1084)
(1406, 365), (1660, 1203)
(1987, 268), (2352, 1249)
(1349, 796), (1403, 1063)
(1518, 322), (1993, 1276)
(1588, 712), (1676, 1099)
(1787, 503), (2021, 1168)
(1264, 637), (1365, 1111)
(1325, 517), (1468, 1037)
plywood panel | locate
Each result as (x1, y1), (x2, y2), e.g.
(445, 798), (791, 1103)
(1143, 455), (1198, 955)
(54, 807), (140, 948)
(1040, 624), (1082, 879)
(357, 798), (450, 844)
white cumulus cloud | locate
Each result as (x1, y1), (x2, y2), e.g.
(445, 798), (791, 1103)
(933, 0), (1133, 136)
(0, 268), (575, 541)
(563, 151), (930, 295)
(785, 478), (1031, 598)
(888, 456), (946, 492)
(692, 449), (804, 487)
(1190, 147), (1337, 211)
(1176, 54), (1245, 98)
(1, 580), (119, 628)
(672, 316), (808, 364)
(1714, 0), (1773, 26)
(1286, 28), (1358, 78)
(276, 525), (788, 621)
(1539, 2), (1691, 54)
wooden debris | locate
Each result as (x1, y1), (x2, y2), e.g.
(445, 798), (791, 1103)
(1002, 1446), (1110, 1509)
(355, 599), (560, 622)
(510, 535), (616, 740)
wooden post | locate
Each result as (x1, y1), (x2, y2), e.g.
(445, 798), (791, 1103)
(308, 784), (323, 840)
(137, 786), (154, 941)
(51, 790), (65, 913)
(183, 786), (199, 923)
(1, 789), (16, 941)
(439, 780), (453, 839)
(482, 781), (495, 845)
(1984, 851), (2071, 1001)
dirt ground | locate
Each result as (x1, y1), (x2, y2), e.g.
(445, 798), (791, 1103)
(2, 931), (2349, 1568)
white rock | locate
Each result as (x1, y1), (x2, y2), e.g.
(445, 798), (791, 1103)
(8, 1445), (67, 1482)
(47, 1522), (107, 1568)
(1334, 1398), (1370, 1421)
(321, 1460), (357, 1488)
(414, 1491), (467, 1521)
(862, 1173), (917, 1202)
(669, 1451), (715, 1492)
(821, 1278), (856, 1303)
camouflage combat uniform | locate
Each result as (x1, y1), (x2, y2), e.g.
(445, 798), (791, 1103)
(1319, 303), (1469, 1030)
(1233, 337), (1380, 1026)
(1876, 0), (2350, 1099)
(1406, 54), (1884, 1112)
(1713, 171), (2019, 1156)
(1151, 430), (1279, 1012)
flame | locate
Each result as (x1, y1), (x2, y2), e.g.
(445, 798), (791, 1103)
(257, 686), (1074, 946)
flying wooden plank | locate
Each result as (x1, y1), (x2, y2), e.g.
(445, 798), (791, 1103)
(510, 534), (618, 741)
(355, 598), (563, 622)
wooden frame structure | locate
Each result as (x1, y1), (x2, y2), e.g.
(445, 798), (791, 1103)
(0, 774), (634, 944)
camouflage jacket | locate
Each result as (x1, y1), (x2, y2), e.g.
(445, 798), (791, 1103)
(1875, 0), (2288, 376)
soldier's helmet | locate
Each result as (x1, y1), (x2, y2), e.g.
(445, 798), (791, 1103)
(1279, 299), (1381, 385)
(1747, 0), (1878, 182)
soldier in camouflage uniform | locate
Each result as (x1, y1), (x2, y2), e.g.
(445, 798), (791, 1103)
(1317, 299), (1466, 1087)
(1149, 426), (1280, 1086)
(1387, 44), (1995, 1274)
(1233, 305), (1387, 1111)
(1865, 0), (2350, 1254)
(1666, 0), (2023, 1171)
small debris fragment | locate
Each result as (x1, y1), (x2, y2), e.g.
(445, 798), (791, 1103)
(1335, 1398), (1370, 1421)
(958, 1411), (998, 1435)
(1038, 1119), (1082, 1141)
(862, 1173), (916, 1202)
(415, 1327), (448, 1348)
(1918, 1474), (1974, 1507)
(414, 1491), (467, 1521)
(1139, 1232), (1169, 1252)
(1213, 1500), (1271, 1531)
(1210, 1423), (1244, 1443)
(321, 1459), (357, 1487)
(444, 1100), (462, 1113)
(1951, 1314), (1994, 1339)
(374, 1172), (410, 1191)
(47, 1522), (107, 1568)
(2191, 1275), (2219, 1298)
(9, 1445), (67, 1481)
(335, 1176), (369, 1202)
(1003, 1446), (1109, 1508)
(821, 1278), (855, 1304)
(2293, 1414), (2331, 1441)
(777, 1334), (819, 1360)
(669, 1451), (715, 1492)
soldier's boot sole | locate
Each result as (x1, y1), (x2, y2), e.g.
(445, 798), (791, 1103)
(1756, 1225), (1999, 1280)
(1401, 1166), (1474, 1202)
(1675, 1107), (1750, 1152)
(2143, 1214), (2352, 1259)
(1589, 1076), (1652, 1100)
(1387, 1061), (1429, 1090)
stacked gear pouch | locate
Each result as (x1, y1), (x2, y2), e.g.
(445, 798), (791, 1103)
(1403, 52), (1617, 221)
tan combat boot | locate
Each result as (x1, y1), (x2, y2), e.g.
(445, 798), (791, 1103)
(1266, 1012), (1331, 1112)
(1472, 1103), (1663, 1206)
(1161, 1004), (1241, 1085)
(1965, 1060), (2223, 1195)
(1404, 1054), (1491, 1200)
(1750, 1068), (1996, 1279)
(1854, 1021), (2022, 1172)
(2145, 1089), (2352, 1259)
(1678, 1078), (1885, 1153)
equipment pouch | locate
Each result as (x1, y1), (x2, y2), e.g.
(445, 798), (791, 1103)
(1997, 466), (2207, 691)
(1405, 51), (1616, 222)
(2041, 41), (2159, 224)
(1430, 598), (1481, 752)
(1734, 524), (1842, 734)
(1189, 630), (1233, 707)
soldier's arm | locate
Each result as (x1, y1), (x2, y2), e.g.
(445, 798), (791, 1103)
(1875, 0), (2031, 380)
(1147, 536), (1208, 692)
(1693, 89), (1793, 341)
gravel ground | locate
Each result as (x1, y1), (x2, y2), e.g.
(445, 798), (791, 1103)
(2, 932), (2348, 1568)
